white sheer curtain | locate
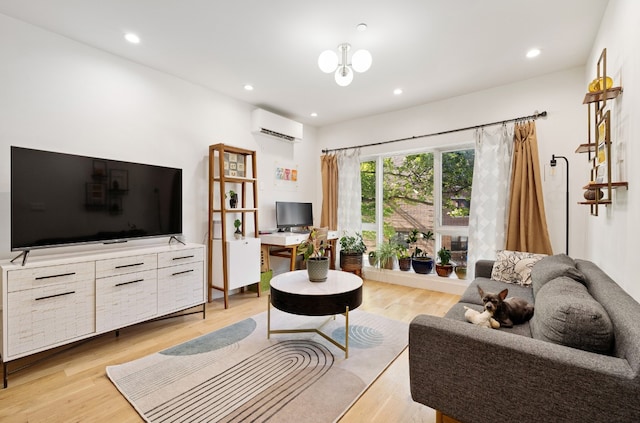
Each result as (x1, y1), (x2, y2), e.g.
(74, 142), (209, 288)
(467, 125), (513, 278)
(337, 149), (362, 238)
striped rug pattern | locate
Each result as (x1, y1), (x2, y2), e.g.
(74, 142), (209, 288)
(107, 310), (408, 423)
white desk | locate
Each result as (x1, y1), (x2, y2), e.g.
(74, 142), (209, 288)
(260, 231), (338, 271)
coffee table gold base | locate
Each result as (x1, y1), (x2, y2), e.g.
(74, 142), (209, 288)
(267, 294), (350, 358)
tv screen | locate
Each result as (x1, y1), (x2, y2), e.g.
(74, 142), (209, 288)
(11, 146), (182, 251)
(275, 201), (313, 230)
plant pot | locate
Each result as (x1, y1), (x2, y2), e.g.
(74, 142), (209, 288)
(455, 265), (467, 279)
(435, 264), (454, 277)
(306, 257), (329, 282)
(340, 251), (363, 272)
(380, 257), (395, 270)
(398, 257), (412, 271)
(229, 197), (238, 208)
(234, 230), (242, 240)
(412, 257), (433, 274)
(368, 253), (377, 267)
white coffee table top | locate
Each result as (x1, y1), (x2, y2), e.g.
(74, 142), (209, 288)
(270, 270), (362, 296)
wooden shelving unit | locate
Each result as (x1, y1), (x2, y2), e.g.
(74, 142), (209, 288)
(576, 48), (628, 216)
(208, 143), (260, 308)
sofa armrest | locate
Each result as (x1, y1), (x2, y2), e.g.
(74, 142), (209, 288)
(409, 314), (639, 423)
(474, 259), (494, 278)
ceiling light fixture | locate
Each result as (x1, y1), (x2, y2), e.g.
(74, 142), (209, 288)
(318, 43), (372, 87)
(356, 23), (368, 32)
(393, 88), (403, 95)
(244, 84), (254, 91)
(526, 48), (541, 58)
(124, 33), (140, 44)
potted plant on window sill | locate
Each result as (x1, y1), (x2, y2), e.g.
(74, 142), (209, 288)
(375, 241), (397, 270)
(408, 229), (434, 274)
(436, 247), (454, 277)
(297, 229), (329, 282)
(397, 245), (412, 271)
(338, 232), (366, 273)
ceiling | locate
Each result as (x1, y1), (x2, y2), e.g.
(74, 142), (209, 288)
(0, 0), (609, 127)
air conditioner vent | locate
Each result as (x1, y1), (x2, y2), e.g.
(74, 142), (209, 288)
(257, 128), (296, 142)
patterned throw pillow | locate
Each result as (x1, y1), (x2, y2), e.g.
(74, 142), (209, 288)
(491, 250), (547, 286)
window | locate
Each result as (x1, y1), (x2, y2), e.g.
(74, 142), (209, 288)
(361, 147), (474, 268)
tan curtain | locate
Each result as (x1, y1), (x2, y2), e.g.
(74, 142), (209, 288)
(320, 154), (338, 230)
(506, 121), (553, 255)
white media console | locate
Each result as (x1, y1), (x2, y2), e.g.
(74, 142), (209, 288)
(0, 242), (206, 388)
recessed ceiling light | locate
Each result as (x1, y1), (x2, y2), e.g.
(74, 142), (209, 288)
(393, 88), (403, 95)
(124, 33), (140, 44)
(310, 112), (318, 117)
(526, 48), (541, 58)
(357, 23), (368, 32)
(244, 84), (254, 91)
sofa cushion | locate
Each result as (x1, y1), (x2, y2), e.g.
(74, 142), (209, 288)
(531, 254), (586, 297)
(491, 250), (547, 286)
(530, 276), (614, 354)
(459, 277), (535, 305)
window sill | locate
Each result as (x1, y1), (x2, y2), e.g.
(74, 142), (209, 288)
(363, 266), (468, 295)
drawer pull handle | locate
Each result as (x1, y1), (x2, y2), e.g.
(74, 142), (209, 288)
(115, 279), (144, 287)
(172, 269), (194, 276)
(35, 291), (75, 301)
(172, 255), (195, 261)
(35, 272), (76, 280)
(115, 262), (144, 269)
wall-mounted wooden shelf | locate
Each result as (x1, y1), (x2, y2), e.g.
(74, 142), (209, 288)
(575, 144), (596, 154)
(583, 87), (623, 104)
(582, 182), (628, 190)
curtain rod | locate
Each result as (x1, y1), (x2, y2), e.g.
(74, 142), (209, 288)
(321, 110), (547, 154)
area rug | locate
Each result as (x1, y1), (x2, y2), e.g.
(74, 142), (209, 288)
(106, 309), (408, 423)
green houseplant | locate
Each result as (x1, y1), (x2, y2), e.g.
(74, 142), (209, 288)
(339, 232), (366, 273)
(436, 247), (454, 277)
(297, 229), (329, 282)
(396, 244), (412, 271)
(375, 241), (397, 270)
(233, 219), (242, 240)
(227, 190), (238, 208)
(408, 229), (434, 274)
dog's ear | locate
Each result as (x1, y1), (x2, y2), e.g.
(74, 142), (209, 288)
(499, 289), (508, 300)
(477, 285), (485, 298)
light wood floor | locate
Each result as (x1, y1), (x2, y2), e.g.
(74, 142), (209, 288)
(0, 279), (459, 423)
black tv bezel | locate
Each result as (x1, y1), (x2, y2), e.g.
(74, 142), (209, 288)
(10, 146), (184, 253)
(275, 201), (313, 230)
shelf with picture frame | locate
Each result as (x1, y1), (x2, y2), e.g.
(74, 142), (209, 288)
(576, 48), (628, 216)
(208, 143), (261, 308)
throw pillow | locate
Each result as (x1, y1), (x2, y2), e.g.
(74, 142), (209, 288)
(491, 250), (547, 286)
(530, 254), (586, 297)
(530, 276), (614, 354)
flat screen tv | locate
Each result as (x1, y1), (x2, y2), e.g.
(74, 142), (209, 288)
(11, 146), (182, 252)
(275, 201), (313, 231)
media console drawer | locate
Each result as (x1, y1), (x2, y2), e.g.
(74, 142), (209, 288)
(95, 254), (157, 279)
(7, 262), (94, 293)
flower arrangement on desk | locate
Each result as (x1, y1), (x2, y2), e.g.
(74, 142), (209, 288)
(297, 229), (329, 282)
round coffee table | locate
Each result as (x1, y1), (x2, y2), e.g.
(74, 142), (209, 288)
(268, 270), (363, 358)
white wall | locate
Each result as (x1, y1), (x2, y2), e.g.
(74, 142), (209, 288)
(318, 67), (588, 260)
(582, 0), (640, 301)
(0, 14), (318, 262)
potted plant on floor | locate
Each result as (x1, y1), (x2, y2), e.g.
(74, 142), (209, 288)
(297, 229), (329, 282)
(436, 247), (454, 277)
(339, 232), (367, 273)
(233, 219), (242, 240)
(408, 229), (434, 274)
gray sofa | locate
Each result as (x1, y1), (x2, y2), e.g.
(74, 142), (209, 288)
(409, 255), (640, 423)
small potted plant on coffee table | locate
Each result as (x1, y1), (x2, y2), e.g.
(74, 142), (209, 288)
(338, 232), (367, 274)
(436, 247), (454, 277)
(297, 229), (329, 282)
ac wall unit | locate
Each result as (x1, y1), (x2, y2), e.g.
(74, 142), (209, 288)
(251, 108), (303, 142)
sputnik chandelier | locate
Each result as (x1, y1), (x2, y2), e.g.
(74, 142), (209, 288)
(318, 43), (372, 87)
